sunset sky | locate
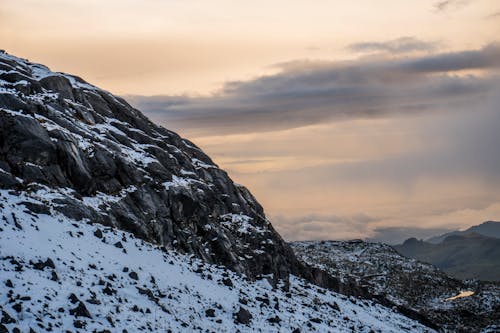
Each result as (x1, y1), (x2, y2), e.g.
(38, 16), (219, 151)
(2, 0), (499, 242)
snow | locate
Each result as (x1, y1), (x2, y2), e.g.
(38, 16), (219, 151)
(192, 158), (215, 169)
(220, 213), (269, 235)
(163, 175), (198, 189)
(30, 64), (53, 80)
(0, 189), (434, 332)
(82, 186), (137, 211)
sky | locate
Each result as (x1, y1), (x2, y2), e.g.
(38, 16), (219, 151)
(2, 0), (499, 243)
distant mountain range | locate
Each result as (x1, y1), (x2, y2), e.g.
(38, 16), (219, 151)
(426, 221), (500, 243)
(395, 221), (500, 281)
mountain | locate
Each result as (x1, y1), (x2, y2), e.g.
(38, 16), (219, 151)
(395, 234), (500, 281)
(0, 194), (432, 332)
(0, 51), (436, 332)
(0, 50), (304, 285)
(291, 240), (500, 333)
(427, 221), (500, 244)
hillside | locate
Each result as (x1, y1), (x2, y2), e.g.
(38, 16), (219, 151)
(291, 240), (500, 332)
(0, 191), (435, 332)
(395, 234), (500, 281)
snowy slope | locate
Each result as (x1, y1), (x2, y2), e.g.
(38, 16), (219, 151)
(0, 190), (434, 333)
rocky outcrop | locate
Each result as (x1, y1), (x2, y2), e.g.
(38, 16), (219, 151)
(0, 51), (302, 284)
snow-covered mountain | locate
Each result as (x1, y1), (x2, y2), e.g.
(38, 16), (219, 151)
(0, 191), (434, 332)
(0, 51), (438, 332)
(291, 240), (500, 332)
(0, 49), (303, 285)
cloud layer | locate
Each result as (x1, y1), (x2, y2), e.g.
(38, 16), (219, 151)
(348, 37), (439, 54)
(128, 43), (500, 242)
(129, 44), (500, 136)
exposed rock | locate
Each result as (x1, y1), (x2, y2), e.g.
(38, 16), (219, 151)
(221, 277), (233, 287)
(20, 201), (50, 215)
(69, 301), (92, 318)
(234, 307), (252, 325)
(73, 319), (86, 329)
(69, 293), (79, 304)
(205, 308), (216, 317)
(11, 303), (22, 313)
(94, 229), (103, 238)
(1, 311), (16, 324)
(30, 258), (55, 270)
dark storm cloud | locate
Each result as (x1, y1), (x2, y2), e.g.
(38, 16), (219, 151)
(348, 37), (439, 54)
(127, 43), (500, 136)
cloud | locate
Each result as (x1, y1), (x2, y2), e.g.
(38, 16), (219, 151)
(485, 11), (500, 19)
(403, 43), (500, 72)
(271, 213), (380, 241)
(200, 91), (500, 242)
(128, 43), (500, 136)
(433, 0), (471, 12)
(126, 43), (500, 242)
(348, 37), (439, 54)
(366, 227), (454, 245)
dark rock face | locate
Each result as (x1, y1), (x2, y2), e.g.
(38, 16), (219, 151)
(0, 51), (302, 284)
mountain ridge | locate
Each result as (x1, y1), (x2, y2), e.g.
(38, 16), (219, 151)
(395, 233), (500, 281)
(290, 240), (500, 332)
(426, 221), (500, 244)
